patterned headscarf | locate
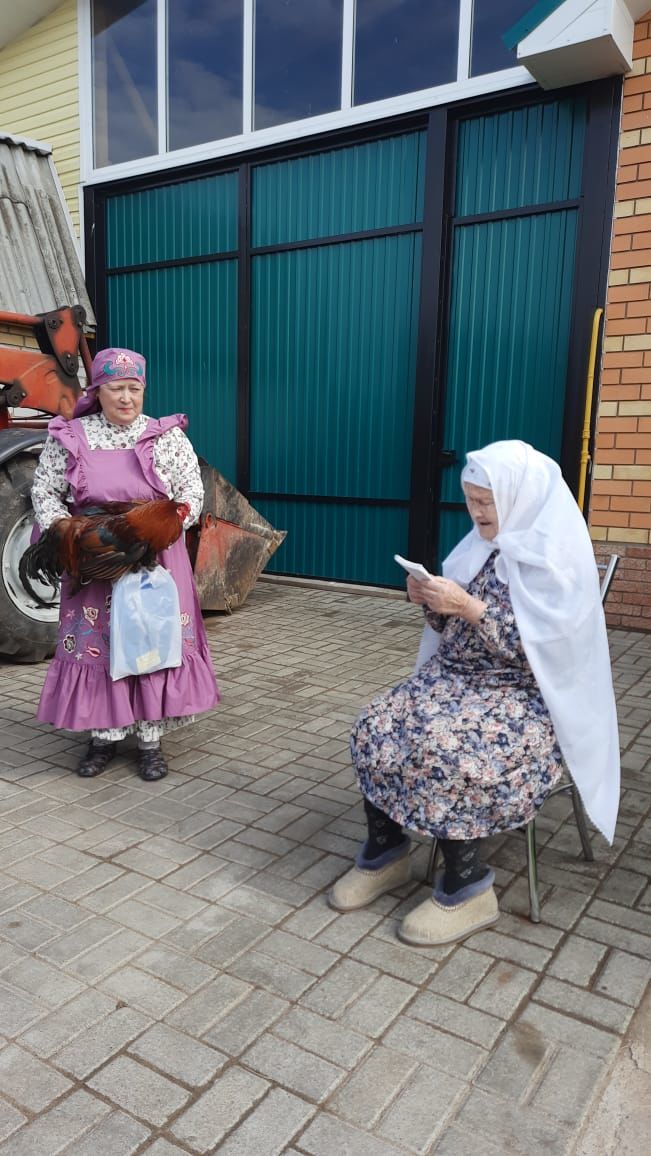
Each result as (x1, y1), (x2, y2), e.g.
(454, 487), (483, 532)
(73, 347), (147, 418)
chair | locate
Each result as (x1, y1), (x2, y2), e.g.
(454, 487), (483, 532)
(426, 553), (620, 923)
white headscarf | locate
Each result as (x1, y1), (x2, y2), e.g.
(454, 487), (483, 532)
(417, 440), (620, 843)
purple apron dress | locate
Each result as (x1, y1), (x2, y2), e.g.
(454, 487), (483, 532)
(36, 414), (219, 731)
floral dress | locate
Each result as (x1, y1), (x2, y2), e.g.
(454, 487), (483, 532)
(351, 553), (563, 840)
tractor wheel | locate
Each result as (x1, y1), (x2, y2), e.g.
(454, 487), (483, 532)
(0, 454), (59, 663)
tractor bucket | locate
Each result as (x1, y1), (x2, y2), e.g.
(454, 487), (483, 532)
(191, 459), (286, 612)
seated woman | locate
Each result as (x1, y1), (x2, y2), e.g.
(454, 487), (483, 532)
(329, 440), (620, 946)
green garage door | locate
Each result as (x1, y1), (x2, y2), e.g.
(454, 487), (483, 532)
(438, 98), (586, 559)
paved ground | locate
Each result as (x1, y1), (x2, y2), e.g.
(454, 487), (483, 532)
(0, 580), (649, 1156)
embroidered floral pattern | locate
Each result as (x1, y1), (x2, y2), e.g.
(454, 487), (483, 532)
(62, 634), (76, 653)
(351, 554), (563, 840)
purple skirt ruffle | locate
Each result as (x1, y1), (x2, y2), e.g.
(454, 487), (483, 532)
(37, 645), (219, 731)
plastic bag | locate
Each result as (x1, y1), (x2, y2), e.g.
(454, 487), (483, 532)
(110, 566), (182, 681)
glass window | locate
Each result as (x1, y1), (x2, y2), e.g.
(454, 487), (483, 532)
(92, 0), (157, 167)
(168, 0), (243, 150)
(354, 0), (459, 106)
(254, 0), (343, 130)
(471, 0), (533, 77)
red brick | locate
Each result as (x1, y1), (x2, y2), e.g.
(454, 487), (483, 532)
(611, 248), (651, 267)
(592, 480), (632, 495)
(623, 299), (651, 317)
(590, 510), (630, 526)
(602, 353), (644, 370)
(599, 417), (638, 432)
(596, 449), (637, 463)
(610, 496), (651, 511)
(608, 283), (650, 302)
(605, 317), (644, 334)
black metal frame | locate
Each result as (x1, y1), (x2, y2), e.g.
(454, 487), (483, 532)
(84, 75), (622, 584)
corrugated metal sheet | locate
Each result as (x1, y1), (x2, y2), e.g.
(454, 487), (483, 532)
(252, 131), (426, 247)
(107, 261), (238, 479)
(251, 235), (421, 498)
(0, 0), (81, 231)
(256, 498), (409, 586)
(455, 97), (586, 217)
(0, 131), (94, 320)
(106, 172), (239, 268)
(250, 233), (420, 585)
(438, 208), (579, 560)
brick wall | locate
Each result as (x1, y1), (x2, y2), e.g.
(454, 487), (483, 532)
(592, 11), (651, 629)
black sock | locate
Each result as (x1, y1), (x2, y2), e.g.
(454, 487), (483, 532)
(439, 838), (489, 895)
(363, 798), (404, 860)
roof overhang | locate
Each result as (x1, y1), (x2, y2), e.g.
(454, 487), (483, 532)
(511, 0), (651, 89)
(0, 1), (62, 52)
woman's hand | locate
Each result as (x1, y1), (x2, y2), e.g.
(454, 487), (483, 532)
(408, 576), (486, 624)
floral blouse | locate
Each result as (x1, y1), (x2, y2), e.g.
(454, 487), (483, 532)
(32, 413), (204, 531)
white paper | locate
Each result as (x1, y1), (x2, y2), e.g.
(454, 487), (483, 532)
(394, 554), (432, 581)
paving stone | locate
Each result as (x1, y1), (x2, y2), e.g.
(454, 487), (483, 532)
(409, 991), (503, 1049)
(59, 1109), (151, 1155)
(518, 1003), (619, 1061)
(594, 948), (651, 1005)
(252, 929), (339, 977)
(0, 1042), (71, 1113)
(453, 1087), (571, 1155)
(165, 973), (251, 1035)
(298, 1111), (405, 1156)
(0, 986), (46, 1037)
(140, 1142), (187, 1156)
(133, 944), (216, 992)
(196, 914), (270, 966)
(378, 1064), (467, 1153)
(244, 1032), (345, 1102)
(162, 903), (235, 950)
(433, 1126), (503, 1155)
(475, 1024), (551, 1099)
(328, 1045), (417, 1126)
(463, 929), (553, 970)
(547, 937), (608, 986)
(351, 934), (441, 984)
(535, 976), (633, 1033)
(229, 948), (316, 999)
(20, 894), (89, 929)
(1, 956), (83, 1008)
(0, 912), (56, 951)
(384, 1017), (485, 1081)
(128, 1022), (227, 1086)
(99, 965), (186, 1018)
(0, 1097), (27, 1142)
(36, 916), (119, 965)
(282, 898), (338, 940)
(54, 1007), (151, 1079)
(273, 1006), (371, 1068)
(217, 1087), (316, 1156)
(0, 1090), (110, 1156)
(426, 947), (493, 1000)
(300, 957), (377, 1017)
(468, 961), (537, 1020)
(203, 989), (289, 1055)
(170, 1065), (269, 1153)
(18, 989), (116, 1058)
(67, 929), (151, 982)
(88, 1055), (191, 1126)
(531, 1044), (608, 1127)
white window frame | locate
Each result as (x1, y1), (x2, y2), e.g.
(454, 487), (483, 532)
(79, 0), (533, 187)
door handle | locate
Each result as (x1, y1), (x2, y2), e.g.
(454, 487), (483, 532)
(439, 449), (458, 467)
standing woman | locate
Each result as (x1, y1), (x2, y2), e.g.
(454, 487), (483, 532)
(329, 440), (619, 945)
(31, 347), (219, 780)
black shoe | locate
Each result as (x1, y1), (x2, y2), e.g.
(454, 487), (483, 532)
(77, 740), (116, 778)
(137, 746), (168, 781)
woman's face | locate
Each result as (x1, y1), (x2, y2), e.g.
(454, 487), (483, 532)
(98, 378), (145, 426)
(463, 482), (499, 540)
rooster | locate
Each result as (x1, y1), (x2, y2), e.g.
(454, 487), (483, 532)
(20, 498), (190, 604)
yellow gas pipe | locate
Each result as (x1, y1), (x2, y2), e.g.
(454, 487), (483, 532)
(577, 307), (604, 515)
